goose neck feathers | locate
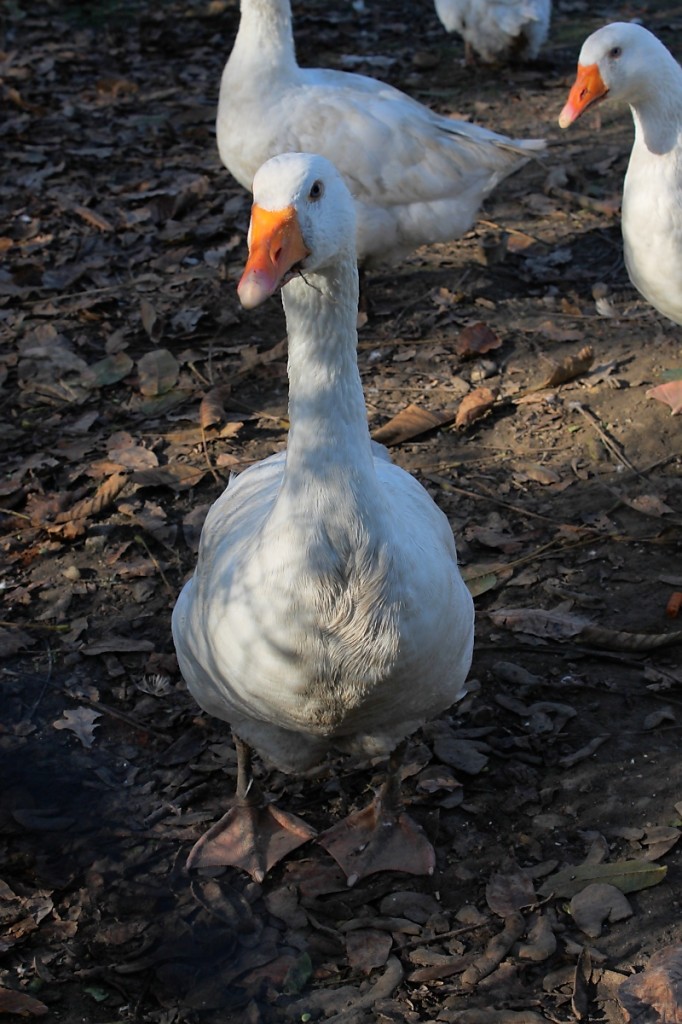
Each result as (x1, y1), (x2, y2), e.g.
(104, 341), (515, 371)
(231, 0), (296, 72)
(580, 24), (682, 153)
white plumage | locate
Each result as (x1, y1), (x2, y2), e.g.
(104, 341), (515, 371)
(560, 22), (682, 327)
(433, 0), (551, 64)
(216, 0), (544, 267)
(172, 153), (475, 882)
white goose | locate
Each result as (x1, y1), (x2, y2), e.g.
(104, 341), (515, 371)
(559, 23), (682, 327)
(216, 0), (544, 267)
(172, 153), (475, 884)
(434, 0), (551, 65)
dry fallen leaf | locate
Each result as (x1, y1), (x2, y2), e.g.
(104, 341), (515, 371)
(647, 380), (682, 415)
(346, 928), (392, 973)
(371, 403), (456, 445)
(200, 387), (229, 430)
(0, 987), (48, 1017)
(455, 387), (498, 429)
(569, 882), (633, 937)
(456, 322), (501, 357)
(539, 859), (667, 898)
(619, 945), (682, 1023)
(137, 348), (179, 396)
(486, 866), (537, 917)
(541, 345), (594, 388)
(53, 707), (101, 748)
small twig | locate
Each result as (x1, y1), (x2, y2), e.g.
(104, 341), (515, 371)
(28, 641), (55, 720)
(398, 920), (490, 951)
(549, 184), (620, 218)
(0, 619), (69, 632)
(569, 400), (642, 477)
(200, 425), (222, 485)
(67, 691), (169, 740)
(134, 534), (176, 598)
(0, 507), (31, 521)
(423, 473), (574, 526)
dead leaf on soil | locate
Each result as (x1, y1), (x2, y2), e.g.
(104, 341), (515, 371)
(647, 379), (682, 415)
(200, 387), (230, 430)
(461, 562), (513, 597)
(541, 345), (594, 388)
(619, 945), (682, 1023)
(460, 912), (525, 991)
(517, 913), (556, 961)
(0, 627), (34, 658)
(371, 403), (456, 445)
(52, 472), (128, 529)
(640, 825), (681, 862)
(0, 987), (48, 1017)
(53, 707), (101, 748)
(569, 883), (633, 938)
(131, 463), (208, 491)
(513, 465), (562, 486)
(80, 637), (155, 654)
(140, 298), (162, 343)
(456, 322), (501, 358)
(346, 928), (392, 973)
(137, 348), (179, 396)
(539, 859), (667, 899)
(486, 866), (537, 916)
(80, 351), (134, 389)
(455, 387), (498, 429)
(489, 608), (682, 652)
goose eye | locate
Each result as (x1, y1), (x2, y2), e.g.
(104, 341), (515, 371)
(309, 180), (324, 201)
(609, 46), (622, 58)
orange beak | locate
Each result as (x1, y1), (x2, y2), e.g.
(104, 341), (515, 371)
(237, 204), (310, 310)
(558, 63), (608, 128)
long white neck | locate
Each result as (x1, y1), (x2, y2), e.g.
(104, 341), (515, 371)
(231, 0), (297, 76)
(275, 258), (379, 513)
(630, 51), (682, 155)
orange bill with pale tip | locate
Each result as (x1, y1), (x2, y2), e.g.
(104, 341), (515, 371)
(237, 204), (310, 310)
(558, 63), (608, 128)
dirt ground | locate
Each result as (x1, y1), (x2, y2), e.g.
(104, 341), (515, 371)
(1, 0), (682, 1021)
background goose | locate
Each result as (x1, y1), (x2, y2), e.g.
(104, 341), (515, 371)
(559, 22), (682, 328)
(216, 0), (544, 267)
(172, 152), (475, 884)
(434, 0), (551, 64)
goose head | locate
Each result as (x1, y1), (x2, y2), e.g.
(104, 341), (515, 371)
(238, 152), (357, 310)
(559, 23), (666, 128)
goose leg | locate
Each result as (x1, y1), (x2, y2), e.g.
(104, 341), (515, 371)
(319, 740), (435, 886)
(186, 735), (316, 882)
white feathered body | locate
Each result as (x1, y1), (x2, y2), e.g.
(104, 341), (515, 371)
(173, 160), (474, 775)
(434, 0), (550, 63)
(574, 23), (682, 326)
(216, 0), (543, 265)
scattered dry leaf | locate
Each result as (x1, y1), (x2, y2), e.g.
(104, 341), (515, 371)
(455, 387), (498, 429)
(371, 403), (455, 445)
(647, 380), (682, 415)
(0, 988), (48, 1017)
(456, 322), (501, 357)
(541, 345), (594, 388)
(539, 859), (667, 898)
(570, 883), (633, 938)
(619, 945), (682, 1022)
(53, 707), (101, 748)
(137, 348), (179, 396)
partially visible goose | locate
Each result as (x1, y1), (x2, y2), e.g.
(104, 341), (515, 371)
(559, 23), (682, 327)
(216, 0), (544, 267)
(172, 153), (475, 884)
(434, 0), (551, 65)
